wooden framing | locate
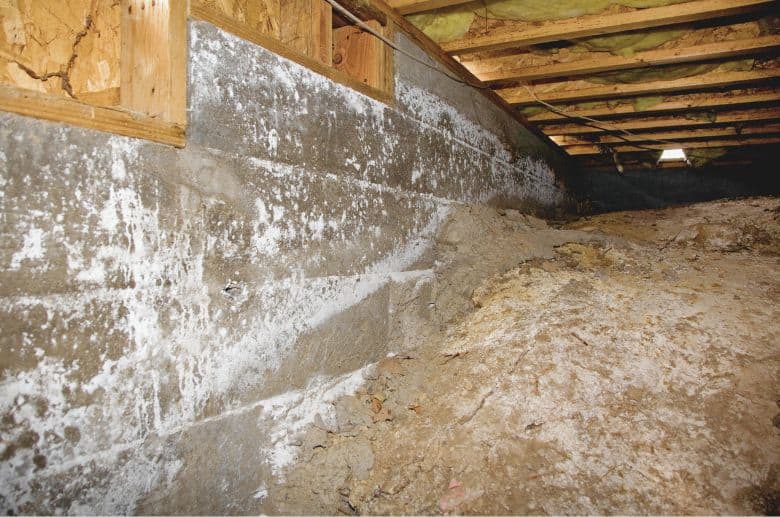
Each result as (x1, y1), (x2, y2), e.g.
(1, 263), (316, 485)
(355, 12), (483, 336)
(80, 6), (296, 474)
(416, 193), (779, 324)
(0, 85), (185, 146)
(577, 159), (753, 171)
(334, 21), (394, 91)
(191, 0), (396, 104)
(380, 0), (780, 164)
(1, 0), (776, 164)
(441, 0), (774, 55)
(0, 0), (187, 146)
(336, 0), (388, 23)
(280, 0), (333, 65)
(524, 89), (780, 122)
(540, 107), (780, 135)
(552, 124), (780, 146)
(565, 136), (780, 155)
(501, 68), (780, 106)
(477, 35), (780, 84)
(121, 0), (188, 125)
(0, 0), (564, 155)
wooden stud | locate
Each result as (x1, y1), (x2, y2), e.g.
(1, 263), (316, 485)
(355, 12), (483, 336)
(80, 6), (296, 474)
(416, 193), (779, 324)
(500, 68), (780, 105)
(441, 0), (775, 55)
(169, 0), (187, 126)
(120, 0), (187, 125)
(381, 22), (395, 95)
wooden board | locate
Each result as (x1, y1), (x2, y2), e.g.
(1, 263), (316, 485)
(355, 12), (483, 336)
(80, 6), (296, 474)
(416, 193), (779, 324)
(280, 0), (333, 65)
(540, 107), (780, 135)
(333, 0), (387, 24)
(552, 124), (780, 145)
(459, 18), (767, 75)
(441, 0), (775, 55)
(334, 21), (385, 89)
(0, 0), (121, 104)
(196, 0), (282, 37)
(565, 136), (780, 155)
(501, 68), (780, 105)
(524, 89), (780, 122)
(477, 35), (780, 84)
(0, 84), (184, 146)
(121, 0), (187, 125)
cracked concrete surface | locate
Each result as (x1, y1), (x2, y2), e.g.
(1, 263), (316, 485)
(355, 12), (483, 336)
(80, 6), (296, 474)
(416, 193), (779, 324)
(265, 197), (780, 515)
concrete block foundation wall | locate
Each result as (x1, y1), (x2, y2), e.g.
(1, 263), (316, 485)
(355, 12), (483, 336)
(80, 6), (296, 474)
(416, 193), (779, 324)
(0, 21), (569, 513)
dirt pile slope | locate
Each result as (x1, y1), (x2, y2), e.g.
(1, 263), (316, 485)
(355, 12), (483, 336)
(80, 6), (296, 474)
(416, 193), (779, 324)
(267, 197), (780, 515)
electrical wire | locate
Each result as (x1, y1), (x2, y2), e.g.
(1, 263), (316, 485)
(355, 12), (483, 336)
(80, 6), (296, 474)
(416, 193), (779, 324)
(519, 84), (688, 152)
(323, 0), (488, 89)
(324, 0), (689, 155)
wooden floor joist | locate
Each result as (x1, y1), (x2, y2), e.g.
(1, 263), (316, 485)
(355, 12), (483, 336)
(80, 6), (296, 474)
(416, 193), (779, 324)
(441, 0), (775, 55)
(501, 68), (780, 105)
(551, 124), (780, 146)
(540, 107), (780, 135)
(578, 159), (753, 171)
(524, 89), (780, 122)
(477, 35), (780, 84)
(565, 136), (780, 155)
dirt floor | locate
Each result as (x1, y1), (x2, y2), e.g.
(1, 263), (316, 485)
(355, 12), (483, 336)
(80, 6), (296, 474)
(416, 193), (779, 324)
(265, 197), (780, 515)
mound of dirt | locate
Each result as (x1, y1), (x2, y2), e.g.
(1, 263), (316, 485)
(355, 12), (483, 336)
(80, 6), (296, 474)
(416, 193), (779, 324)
(264, 197), (780, 515)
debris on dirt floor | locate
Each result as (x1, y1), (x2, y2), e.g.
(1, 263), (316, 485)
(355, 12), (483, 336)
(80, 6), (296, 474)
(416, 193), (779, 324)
(439, 479), (466, 512)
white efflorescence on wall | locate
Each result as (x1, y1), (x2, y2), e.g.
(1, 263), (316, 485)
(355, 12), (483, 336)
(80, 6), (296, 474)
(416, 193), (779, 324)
(0, 20), (567, 514)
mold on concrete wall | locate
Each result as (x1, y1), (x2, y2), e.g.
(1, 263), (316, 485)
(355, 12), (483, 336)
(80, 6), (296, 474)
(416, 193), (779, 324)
(0, 20), (569, 514)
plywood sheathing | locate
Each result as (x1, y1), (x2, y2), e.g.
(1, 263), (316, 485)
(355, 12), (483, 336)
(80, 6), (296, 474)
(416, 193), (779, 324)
(0, 0), (120, 105)
(198, 0), (282, 37)
(280, 0), (333, 65)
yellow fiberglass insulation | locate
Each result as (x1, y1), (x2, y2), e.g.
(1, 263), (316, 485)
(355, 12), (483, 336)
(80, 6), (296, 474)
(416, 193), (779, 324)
(483, 0), (691, 21)
(687, 148), (728, 167)
(407, 9), (475, 43)
(408, 0), (692, 43)
(631, 96), (665, 111)
(585, 59), (754, 84)
(518, 97), (666, 118)
(574, 29), (688, 57)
